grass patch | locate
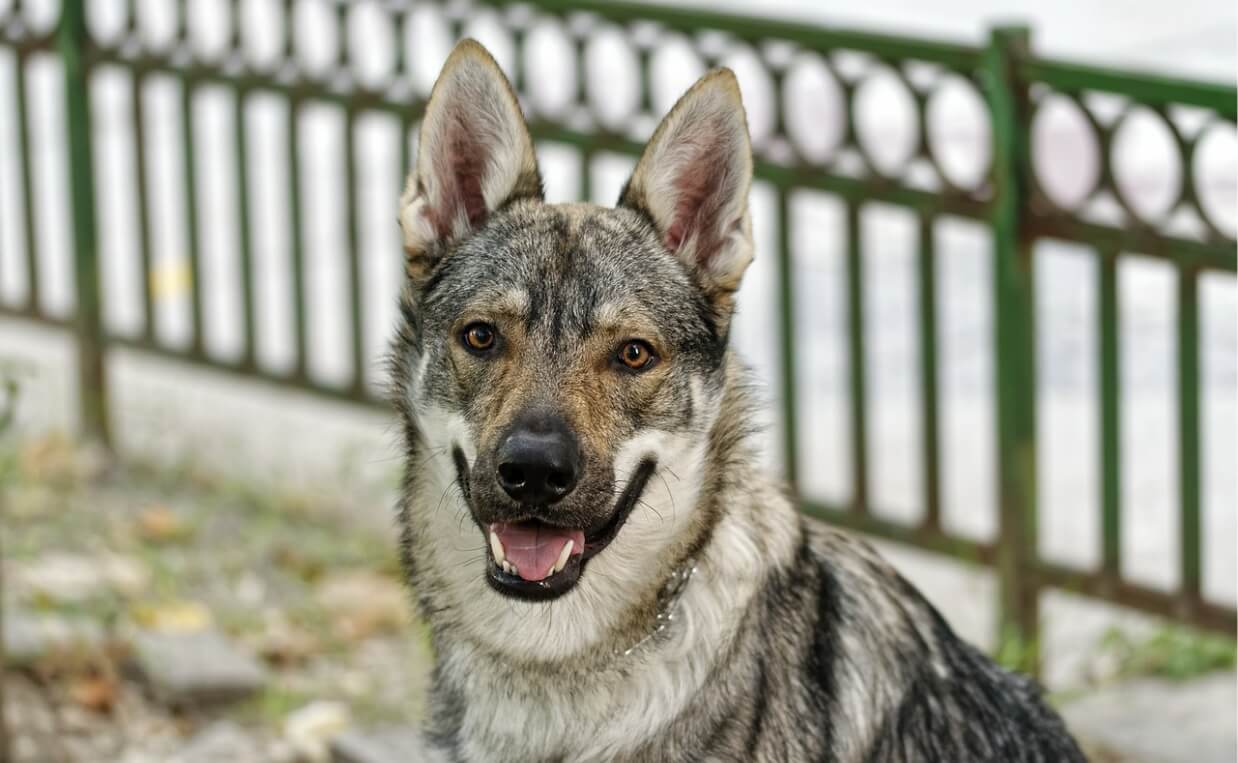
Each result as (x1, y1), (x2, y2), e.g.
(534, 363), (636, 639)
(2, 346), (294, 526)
(994, 624), (1038, 674)
(237, 684), (319, 726)
(1098, 625), (1236, 681)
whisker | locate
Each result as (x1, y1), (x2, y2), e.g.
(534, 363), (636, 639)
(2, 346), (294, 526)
(637, 498), (664, 522)
(411, 445), (451, 471)
(450, 550), (486, 569)
(456, 492), (477, 535)
(432, 480), (456, 519)
(656, 470), (677, 524)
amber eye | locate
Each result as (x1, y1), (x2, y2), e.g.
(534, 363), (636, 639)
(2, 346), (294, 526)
(617, 340), (658, 371)
(461, 322), (497, 353)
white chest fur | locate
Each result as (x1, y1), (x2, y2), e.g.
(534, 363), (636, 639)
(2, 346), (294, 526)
(440, 584), (727, 762)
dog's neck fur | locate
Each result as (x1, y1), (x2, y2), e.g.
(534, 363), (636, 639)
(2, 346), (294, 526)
(401, 356), (802, 760)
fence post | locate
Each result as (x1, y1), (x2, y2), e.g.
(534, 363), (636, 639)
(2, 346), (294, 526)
(984, 25), (1039, 675)
(58, 0), (110, 446)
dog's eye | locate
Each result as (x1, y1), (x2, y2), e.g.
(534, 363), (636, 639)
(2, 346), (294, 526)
(616, 340), (658, 372)
(461, 322), (498, 353)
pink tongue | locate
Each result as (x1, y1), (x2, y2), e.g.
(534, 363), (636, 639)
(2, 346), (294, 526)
(493, 522), (585, 582)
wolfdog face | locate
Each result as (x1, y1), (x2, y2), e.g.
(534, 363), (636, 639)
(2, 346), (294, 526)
(393, 40), (754, 657)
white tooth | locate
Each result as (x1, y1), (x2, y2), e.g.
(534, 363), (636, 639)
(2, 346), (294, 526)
(489, 531), (505, 565)
(552, 540), (574, 575)
(506, 561), (518, 576)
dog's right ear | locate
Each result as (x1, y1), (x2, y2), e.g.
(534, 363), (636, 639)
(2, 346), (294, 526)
(399, 39), (542, 282)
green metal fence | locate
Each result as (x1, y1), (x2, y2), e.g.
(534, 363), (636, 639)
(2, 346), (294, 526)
(1, 0), (1234, 672)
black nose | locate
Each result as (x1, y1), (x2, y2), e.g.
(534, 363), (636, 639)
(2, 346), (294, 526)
(495, 418), (580, 505)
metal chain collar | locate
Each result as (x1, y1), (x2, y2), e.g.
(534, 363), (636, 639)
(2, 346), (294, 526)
(616, 558), (698, 658)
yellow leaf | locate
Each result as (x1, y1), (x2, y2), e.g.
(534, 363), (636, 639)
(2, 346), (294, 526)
(131, 601), (213, 633)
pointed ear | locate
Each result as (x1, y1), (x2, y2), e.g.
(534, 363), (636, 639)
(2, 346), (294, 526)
(619, 68), (754, 297)
(399, 39), (542, 281)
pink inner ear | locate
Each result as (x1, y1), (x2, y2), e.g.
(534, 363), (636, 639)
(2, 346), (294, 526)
(427, 117), (491, 240)
(454, 151), (489, 228)
(663, 140), (726, 266)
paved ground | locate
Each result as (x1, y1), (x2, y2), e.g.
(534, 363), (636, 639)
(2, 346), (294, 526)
(1062, 673), (1237, 763)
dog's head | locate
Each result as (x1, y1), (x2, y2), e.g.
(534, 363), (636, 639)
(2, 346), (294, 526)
(394, 40), (754, 650)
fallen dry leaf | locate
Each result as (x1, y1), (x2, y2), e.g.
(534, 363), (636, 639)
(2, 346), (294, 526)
(68, 674), (118, 713)
(137, 505), (192, 543)
(272, 545), (326, 583)
(316, 571), (411, 641)
(255, 620), (321, 666)
(18, 433), (78, 484)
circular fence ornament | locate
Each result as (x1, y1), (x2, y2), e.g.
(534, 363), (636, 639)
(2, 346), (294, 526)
(240, 0), (286, 73)
(585, 27), (640, 131)
(463, 11), (515, 80)
(1192, 123), (1238, 238)
(650, 36), (706, 117)
(853, 65), (919, 178)
(86, 0), (127, 45)
(19, 0), (59, 36)
(407, 5), (452, 97)
(721, 45), (775, 148)
(524, 19), (576, 118)
(348, 1), (394, 90)
(925, 74), (991, 191)
(1031, 94), (1101, 211)
(292, 0), (337, 81)
(134, 0), (178, 52)
(188, 0), (232, 63)
(1110, 106), (1184, 224)
(782, 53), (845, 164)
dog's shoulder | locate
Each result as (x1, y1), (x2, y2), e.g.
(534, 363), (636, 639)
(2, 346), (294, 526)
(784, 519), (1086, 762)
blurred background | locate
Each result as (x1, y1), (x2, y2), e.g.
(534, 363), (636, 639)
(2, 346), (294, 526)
(0, 0), (1234, 761)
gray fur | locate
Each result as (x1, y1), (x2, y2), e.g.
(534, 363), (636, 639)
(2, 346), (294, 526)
(389, 40), (1086, 763)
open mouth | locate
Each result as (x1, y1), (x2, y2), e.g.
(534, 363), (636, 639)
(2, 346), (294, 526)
(486, 520), (587, 599)
(454, 451), (657, 601)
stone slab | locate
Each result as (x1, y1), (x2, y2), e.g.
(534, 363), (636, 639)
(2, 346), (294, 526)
(3, 610), (105, 667)
(170, 721), (265, 763)
(130, 629), (267, 706)
(331, 727), (435, 763)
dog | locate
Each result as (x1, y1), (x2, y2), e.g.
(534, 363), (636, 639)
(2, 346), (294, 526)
(390, 38), (1086, 762)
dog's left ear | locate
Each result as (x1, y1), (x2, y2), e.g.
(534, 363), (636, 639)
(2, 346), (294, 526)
(619, 69), (754, 299)
(400, 39), (543, 282)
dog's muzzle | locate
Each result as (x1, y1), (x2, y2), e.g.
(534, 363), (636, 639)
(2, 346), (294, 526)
(452, 446), (657, 601)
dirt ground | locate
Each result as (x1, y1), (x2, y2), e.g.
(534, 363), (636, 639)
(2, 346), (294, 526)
(1, 433), (1232, 763)
(2, 434), (431, 762)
